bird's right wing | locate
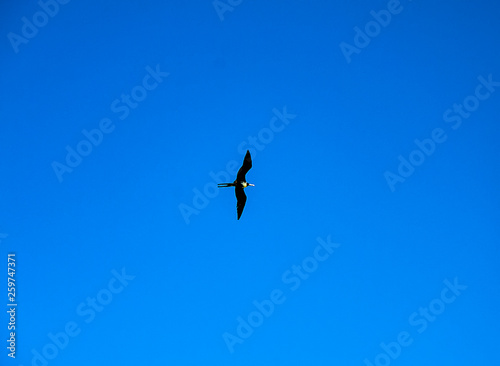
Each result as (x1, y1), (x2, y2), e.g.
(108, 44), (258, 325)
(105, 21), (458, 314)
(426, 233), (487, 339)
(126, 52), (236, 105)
(236, 150), (252, 182)
(235, 185), (247, 220)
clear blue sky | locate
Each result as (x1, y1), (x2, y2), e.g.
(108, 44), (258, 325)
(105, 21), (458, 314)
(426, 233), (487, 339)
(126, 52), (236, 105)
(1, 0), (500, 365)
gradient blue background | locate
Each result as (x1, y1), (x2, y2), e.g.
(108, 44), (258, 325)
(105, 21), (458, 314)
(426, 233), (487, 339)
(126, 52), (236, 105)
(1, 0), (499, 365)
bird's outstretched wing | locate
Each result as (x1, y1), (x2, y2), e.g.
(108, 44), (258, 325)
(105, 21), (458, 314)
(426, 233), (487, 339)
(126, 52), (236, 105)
(236, 150), (252, 182)
(235, 185), (247, 220)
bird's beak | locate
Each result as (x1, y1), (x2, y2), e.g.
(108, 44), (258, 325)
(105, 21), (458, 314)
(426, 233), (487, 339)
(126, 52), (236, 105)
(249, 183), (255, 186)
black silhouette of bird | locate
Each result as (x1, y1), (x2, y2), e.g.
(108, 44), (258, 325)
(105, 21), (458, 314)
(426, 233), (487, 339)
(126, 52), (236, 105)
(218, 150), (254, 220)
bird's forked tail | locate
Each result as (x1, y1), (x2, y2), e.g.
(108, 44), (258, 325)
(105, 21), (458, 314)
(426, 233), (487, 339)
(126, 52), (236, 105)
(217, 183), (235, 188)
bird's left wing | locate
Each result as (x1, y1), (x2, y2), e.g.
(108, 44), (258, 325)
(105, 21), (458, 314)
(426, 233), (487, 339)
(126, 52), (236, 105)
(236, 150), (252, 182)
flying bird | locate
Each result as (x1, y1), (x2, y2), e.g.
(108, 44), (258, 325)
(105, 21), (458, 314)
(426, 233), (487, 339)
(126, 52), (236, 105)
(218, 150), (254, 220)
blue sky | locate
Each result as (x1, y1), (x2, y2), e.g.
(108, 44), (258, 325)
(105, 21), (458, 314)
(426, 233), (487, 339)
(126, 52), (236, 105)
(1, 0), (500, 365)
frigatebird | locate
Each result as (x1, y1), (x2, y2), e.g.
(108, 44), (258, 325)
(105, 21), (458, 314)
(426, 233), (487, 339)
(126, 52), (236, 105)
(218, 150), (254, 220)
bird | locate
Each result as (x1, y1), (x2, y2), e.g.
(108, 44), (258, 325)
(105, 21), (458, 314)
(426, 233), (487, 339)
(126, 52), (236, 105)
(218, 150), (254, 220)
